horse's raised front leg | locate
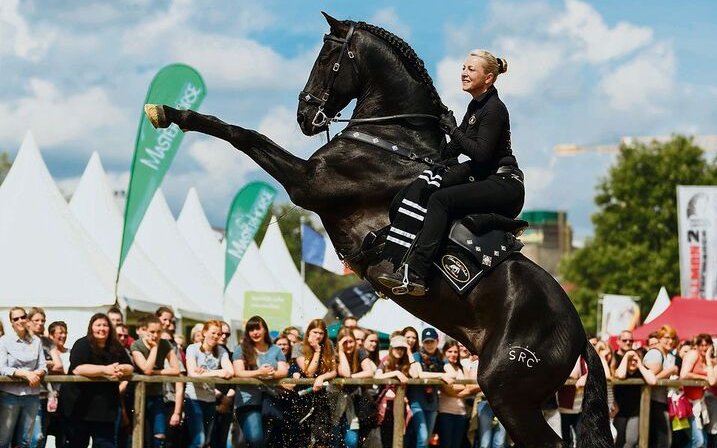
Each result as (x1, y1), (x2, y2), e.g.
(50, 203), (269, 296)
(144, 104), (310, 204)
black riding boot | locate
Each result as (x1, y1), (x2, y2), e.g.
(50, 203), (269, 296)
(377, 264), (427, 297)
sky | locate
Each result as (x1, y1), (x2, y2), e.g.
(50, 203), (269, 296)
(2, 0), (717, 240)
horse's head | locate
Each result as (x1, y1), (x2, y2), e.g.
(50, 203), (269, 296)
(297, 13), (361, 136)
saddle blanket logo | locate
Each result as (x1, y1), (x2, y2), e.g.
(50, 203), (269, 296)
(508, 346), (540, 368)
(441, 254), (471, 283)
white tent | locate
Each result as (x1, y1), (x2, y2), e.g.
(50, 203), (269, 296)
(259, 220), (328, 325)
(132, 189), (223, 321)
(176, 188), (247, 325)
(645, 286), (671, 324)
(359, 298), (428, 335)
(69, 152), (197, 317)
(0, 133), (117, 344)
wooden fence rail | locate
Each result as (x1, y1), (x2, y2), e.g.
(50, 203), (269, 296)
(0, 376), (711, 448)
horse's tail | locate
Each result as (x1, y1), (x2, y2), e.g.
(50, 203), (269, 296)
(577, 340), (614, 448)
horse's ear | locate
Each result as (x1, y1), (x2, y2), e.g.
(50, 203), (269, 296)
(321, 11), (347, 34)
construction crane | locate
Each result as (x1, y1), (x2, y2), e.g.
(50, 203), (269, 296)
(554, 135), (717, 156)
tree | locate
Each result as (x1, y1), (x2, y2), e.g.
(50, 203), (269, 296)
(0, 152), (11, 185)
(255, 203), (358, 305)
(559, 136), (717, 333)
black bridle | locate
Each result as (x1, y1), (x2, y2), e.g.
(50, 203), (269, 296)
(299, 24), (439, 138)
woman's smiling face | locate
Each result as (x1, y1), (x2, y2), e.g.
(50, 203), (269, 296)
(461, 55), (492, 95)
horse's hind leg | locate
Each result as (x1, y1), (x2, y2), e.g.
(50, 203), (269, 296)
(492, 405), (561, 448)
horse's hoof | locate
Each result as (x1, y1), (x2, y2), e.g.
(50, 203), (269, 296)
(144, 104), (169, 129)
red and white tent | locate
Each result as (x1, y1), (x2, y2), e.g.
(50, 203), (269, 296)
(632, 297), (717, 340)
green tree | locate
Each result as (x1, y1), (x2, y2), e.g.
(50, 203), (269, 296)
(560, 136), (717, 333)
(0, 152), (11, 185)
(255, 203), (359, 307)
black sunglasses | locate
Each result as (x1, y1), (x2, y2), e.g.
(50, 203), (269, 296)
(12, 315), (27, 322)
(222, 332), (231, 337)
(621, 339), (633, 343)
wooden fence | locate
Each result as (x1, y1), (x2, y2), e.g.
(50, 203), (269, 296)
(0, 376), (711, 448)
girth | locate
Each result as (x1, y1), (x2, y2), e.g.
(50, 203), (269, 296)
(335, 129), (442, 166)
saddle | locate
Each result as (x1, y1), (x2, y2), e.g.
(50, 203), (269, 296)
(350, 213), (527, 295)
(435, 215), (527, 294)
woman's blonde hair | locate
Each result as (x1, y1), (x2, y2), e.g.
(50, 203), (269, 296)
(468, 49), (508, 80)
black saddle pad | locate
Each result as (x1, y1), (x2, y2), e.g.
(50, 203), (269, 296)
(433, 221), (524, 295)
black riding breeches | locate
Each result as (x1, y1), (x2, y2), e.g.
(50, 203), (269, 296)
(407, 172), (524, 278)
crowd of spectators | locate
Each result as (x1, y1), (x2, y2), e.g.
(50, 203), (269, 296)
(1, 307), (717, 448)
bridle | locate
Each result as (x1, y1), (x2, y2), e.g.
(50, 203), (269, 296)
(298, 23), (439, 139)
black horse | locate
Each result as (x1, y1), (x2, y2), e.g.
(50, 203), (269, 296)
(144, 13), (612, 447)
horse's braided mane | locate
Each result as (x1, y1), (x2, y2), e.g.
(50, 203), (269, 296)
(350, 20), (448, 114)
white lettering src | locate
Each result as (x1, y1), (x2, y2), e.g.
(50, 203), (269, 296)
(508, 346), (540, 369)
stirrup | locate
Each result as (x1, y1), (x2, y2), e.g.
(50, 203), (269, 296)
(391, 264), (412, 295)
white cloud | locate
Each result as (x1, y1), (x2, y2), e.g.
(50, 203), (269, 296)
(0, 0), (53, 60)
(436, 56), (467, 114)
(0, 79), (131, 150)
(549, 0), (652, 63)
(493, 37), (565, 98)
(370, 7), (411, 40)
(599, 42), (675, 112)
(257, 106), (324, 159)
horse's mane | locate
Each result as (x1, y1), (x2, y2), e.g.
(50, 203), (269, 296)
(349, 20), (448, 114)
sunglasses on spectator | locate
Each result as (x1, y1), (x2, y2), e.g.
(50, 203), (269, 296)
(621, 339), (633, 343)
(117, 334), (128, 339)
(11, 315), (27, 322)
(222, 332), (231, 337)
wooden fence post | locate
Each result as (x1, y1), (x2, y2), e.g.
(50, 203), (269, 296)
(132, 380), (146, 448)
(392, 385), (406, 448)
(638, 384), (651, 448)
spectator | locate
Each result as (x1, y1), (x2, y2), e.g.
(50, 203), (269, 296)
(173, 334), (186, 353)
(130, 315), (180, 448)
(115, 324), (132, 356)
(274, 335), (291, 362)
(184, 320), (233, 448)
(343, 316), (358, 328)
(336, 326), (376, 448)
(558, 356), (587, 448)
(680, 333), (713, 448)
(407, 327), (450, 448)
(283, 326), (303, 360)
(27, 308), (53, 448)
(233, 316), (288, 447)
(363, 330), (380, 367)
(644, 325), (679, 448)
(648, 331), (660, 349)
(46, 321), (68, 446)
(0, 320), (4, 337)
(59, 313), (133, 448)
(190, 323), (204, 344)
(611, 331), (634, 376)
(436, 340), (473, 448)
(114, 322), (134, 448)
(107, 307), (134, 348)
(212, 321), (236, 448)
(613, 350), (656, 448)
(159, 329), (185, 448)
(374, 335), (421, 446)
(292, 318), (338, 448)
(352, 327), (366, 349)
(0, 307), (47, 448)
(402, 326), (420, 354)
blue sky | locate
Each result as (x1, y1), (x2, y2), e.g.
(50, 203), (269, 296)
(2, 0), (716, 240)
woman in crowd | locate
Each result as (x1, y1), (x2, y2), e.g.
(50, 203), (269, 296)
(375, 335), (422, 447)
(680, 333), (717, 448)
(46, 321), (69, 446)
(408, 328), (451, 448)
(644, 325), (680, 448)
(59, 313), (133, 448)
(336, 326), (376, 447)
(363, 330), (381, 367)
(184, 319), (234, 448)
(0, 307), (47, 448)
(291, 318), (337, 448)
(190, 323), (204, 344)
(48, 321), (70, 374)
(274, 335), (291, 362)
(402, 327), (420, 355)
(613, 350), (657, 448)
(436, 340), (473, 448)
(232, 316), (288, 447)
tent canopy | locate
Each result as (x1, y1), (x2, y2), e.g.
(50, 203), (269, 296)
(633, 297), (717, 340)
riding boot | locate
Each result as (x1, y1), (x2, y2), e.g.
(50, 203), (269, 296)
(377, 264), (427, 296)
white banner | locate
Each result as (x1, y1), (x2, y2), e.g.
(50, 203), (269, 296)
(677, 186), (717, 299)
(601, 294), (640, 337)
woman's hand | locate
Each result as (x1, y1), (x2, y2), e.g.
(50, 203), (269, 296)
(396, 372), (409, 384)
(313, 377), (325, 391)
(338, 337), (348, 353)
(310, 339), (322, 353)
(21, 370), (42, 387)
(441, 372), (455, 385)
(438, 110), (458, 136)
(218, 369), (233, 380)
(169, 412), (182, 427)
(257, 364), (275, 378)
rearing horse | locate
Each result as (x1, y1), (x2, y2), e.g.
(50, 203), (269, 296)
(145, 13), (612, 447)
